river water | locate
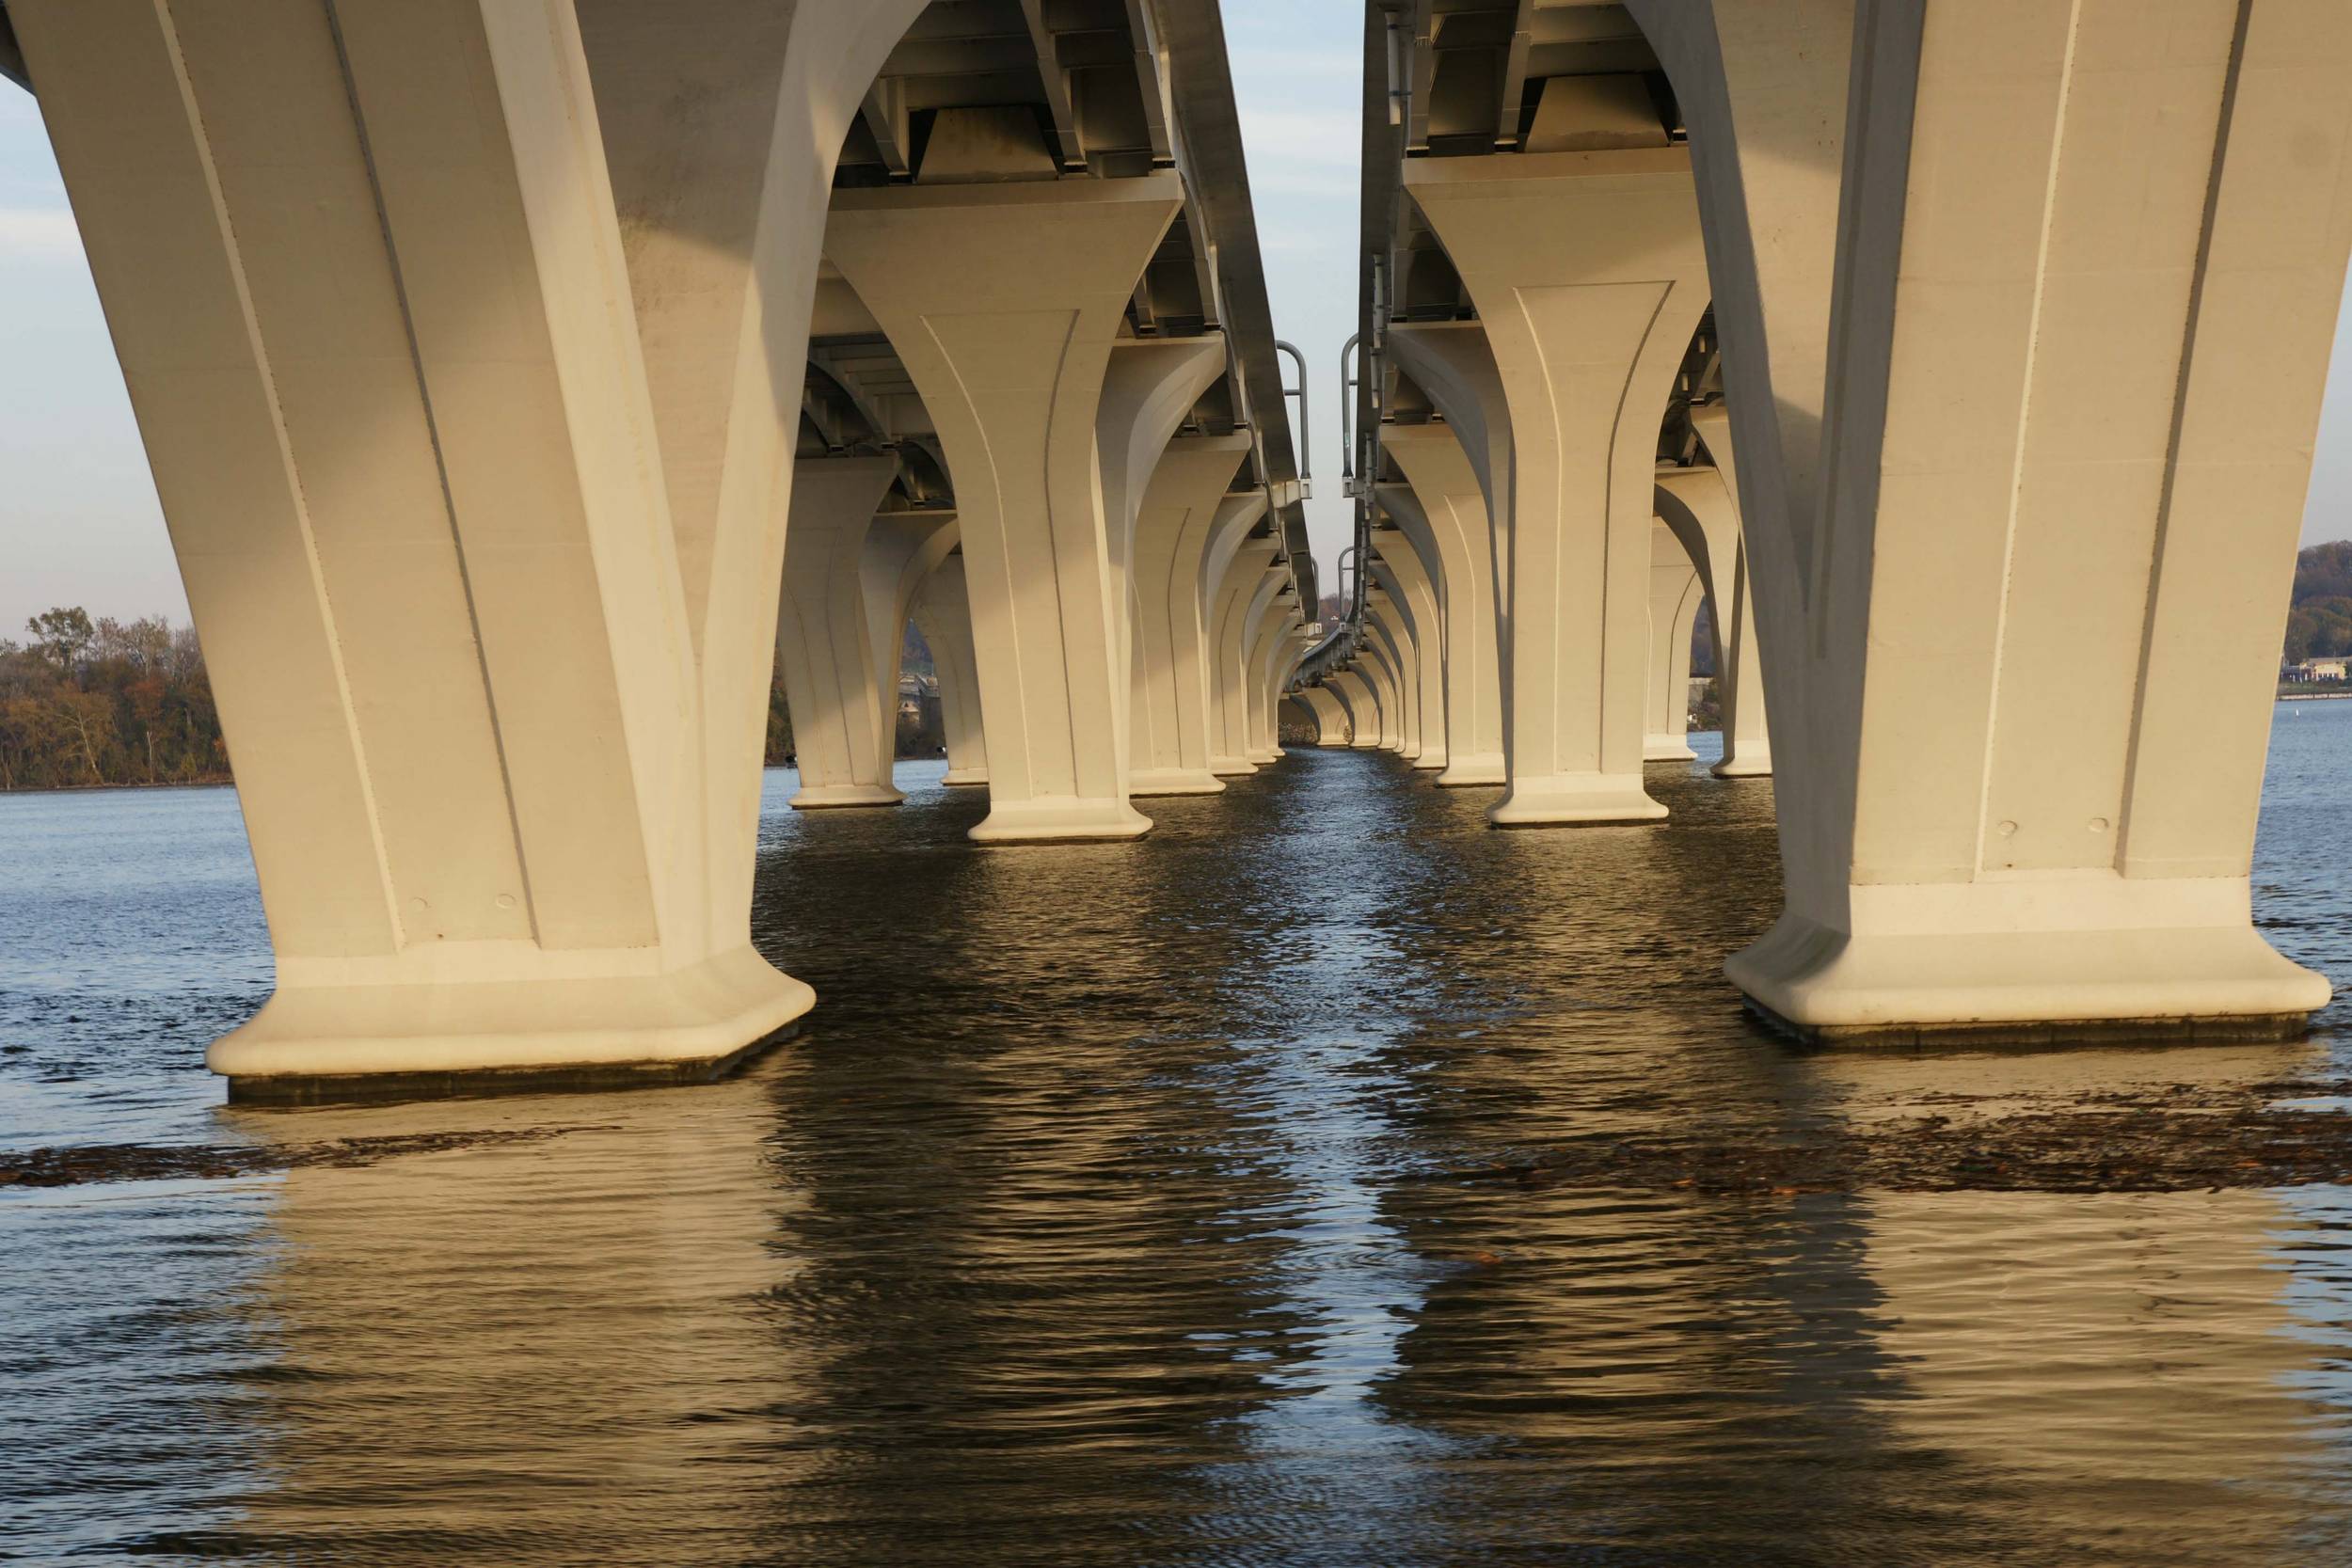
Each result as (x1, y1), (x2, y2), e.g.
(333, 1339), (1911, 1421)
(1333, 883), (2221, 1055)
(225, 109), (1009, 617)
(8, 710), (2352, 1565)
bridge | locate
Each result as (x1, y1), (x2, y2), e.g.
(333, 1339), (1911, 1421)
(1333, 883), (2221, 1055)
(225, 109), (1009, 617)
(2, 0), (2346, 1101)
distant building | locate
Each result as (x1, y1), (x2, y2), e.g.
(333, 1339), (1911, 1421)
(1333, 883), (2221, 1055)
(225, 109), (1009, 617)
(2288, 657), (2347, 682)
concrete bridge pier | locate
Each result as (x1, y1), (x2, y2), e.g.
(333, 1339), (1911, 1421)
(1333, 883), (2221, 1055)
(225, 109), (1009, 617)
(1637, 0), (2349, 1040)
(1207, 544), (1281, 774)
(1361, 590), (1420, 758)
(912, 556), (988, 788)
(1374, 545), (1449, 772)
(825, 177), (1184, 844)
(1327, 672), (1381, 751)
(774, 458), (914, 808)
(1130, 436), (1256, 796)
(1376, 425), (1505, 785)
(1644, 521), (1702, 763)
(1654, 422), (1771, 778)
(1233, 574), (1297, 763)
(1405, 133), (1709, 827)
(1099, 337), (1232, 768)
(1300, 686), (1353, 748)
(1242, 595), (1303, 764)
(8, 0), (940, 1095)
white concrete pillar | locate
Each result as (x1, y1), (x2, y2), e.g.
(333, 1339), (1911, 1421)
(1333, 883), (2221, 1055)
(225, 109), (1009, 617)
(1373, 540), (1449, 772)
(912, 555), (988, 787)
(1638, 0), (2351, 1038)
(1385, 325), (1515, 633)
(1405, 145), (1709, 826)
(1130, 433), (1255, 795)
(1328, 671), (1382, 752)
(1644, 520), (1702, 763)
(1363, 587), (1422, 759)
(1376, 423), (1505, 784)
(1206, 544), (1280, 774)
(775, 457), (906, 806)
(824, 176), (1183, 843)
(1654, 434), (1771, 777)
(1278, 695), (1320, 748)
(1098, 336), (1231, 755)
(1301, 686), (1352, 747)
(11, 0), (923, 1091)
(1242, 599), (1296, 764)
(1353, 625), (1407, 755)
(1233, 574), (1295, 764)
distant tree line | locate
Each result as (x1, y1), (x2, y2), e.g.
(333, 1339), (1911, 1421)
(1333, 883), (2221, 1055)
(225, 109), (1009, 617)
(0, 608), (226, 790)
(2285, 541), (2352, 663)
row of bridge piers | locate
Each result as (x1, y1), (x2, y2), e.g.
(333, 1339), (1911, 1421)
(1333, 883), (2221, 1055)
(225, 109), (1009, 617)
(1293, 0), (2349, 1049)
(6, 0), (2351, 1101)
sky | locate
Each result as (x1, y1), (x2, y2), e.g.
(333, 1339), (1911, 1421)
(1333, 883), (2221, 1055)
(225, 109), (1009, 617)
(4, 8), (2349, 636)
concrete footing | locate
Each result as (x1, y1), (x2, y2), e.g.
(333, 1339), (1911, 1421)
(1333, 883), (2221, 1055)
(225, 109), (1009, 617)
(1489, 774), (1666, 826)
(1130, 768), (1228, 797)
(968, 798), (1152, 844)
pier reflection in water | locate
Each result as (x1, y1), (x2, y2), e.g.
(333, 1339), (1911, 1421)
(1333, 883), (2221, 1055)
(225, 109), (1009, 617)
(8, 708), (2352, 1564)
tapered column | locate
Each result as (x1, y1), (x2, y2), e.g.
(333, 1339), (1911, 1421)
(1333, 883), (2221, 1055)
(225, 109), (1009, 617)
(13, 0), (924, 1093)
(912, 556), (988, 787)
(1638, 0), (2350, 1038)
(1362, 594), (1418, 757)
(1328, 671), (1381, 751)
(1206, 542), (1280, 774)
(1233, 573), (1295, 764)
(1406, 146), (1709, 825)
(1376, 422), (1504, 784)
(1131, 434), (1255, 795)
(1099, 337), (1230, 755)
(1645, 520), (1702, 762)
(1351, 626), (1406, 755)
(1372, 550), (1446, 769)
(775, 458), (906, 806)
(1385, 325), (1514, 630)
(1654, 425), (1771, 777)
(1301, 686), (1352, 747)
(1264, 628), (1321, 754)
(825, 177), (1181, 843)
(1278, 695), (1320, 747)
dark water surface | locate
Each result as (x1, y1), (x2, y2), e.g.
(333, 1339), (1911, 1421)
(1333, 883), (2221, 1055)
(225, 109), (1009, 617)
(9, 710), (2352, 1565)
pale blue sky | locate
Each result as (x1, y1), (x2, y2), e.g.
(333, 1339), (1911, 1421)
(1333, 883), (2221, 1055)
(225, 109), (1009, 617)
(4, 10), (2348, 635)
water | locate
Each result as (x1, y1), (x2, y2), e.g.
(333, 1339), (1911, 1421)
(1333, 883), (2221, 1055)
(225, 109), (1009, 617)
(8, 710), (2352, 1565)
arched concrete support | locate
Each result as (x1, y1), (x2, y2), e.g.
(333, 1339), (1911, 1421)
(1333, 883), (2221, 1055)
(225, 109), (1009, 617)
(1634, 0), (2350, 1038)
(1130, 434), (1254, 795)
(1377, 425), (1504, 785)
(1300, 686), (1352, 748)
(1363, 590), (1422, 759)
(11, 0), (924, 1093)
(1279, 694), (1321, 747)
(1385, 325), (1515, 627)
(1328, 671), (1383, 752)
(1655, 445), (1771, 777)
(1206, 545), (1280, 774)
(1372, 549), (1447, 770)
(1098, 336), (1231, 753)
(1241, 599), (1296, 764)
(1354, 624), (1408, 754)
(1644, 520), (1702, 763)
(775, 458), (907, 806)
(912, 555), (988, 787)
(1232, 573), (1294, 765)
(863, 510), (961, 761)
(1405, 148), (1709, 826)
(1267, 629), (1321, 752)
(825, 176), (1183, 843)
